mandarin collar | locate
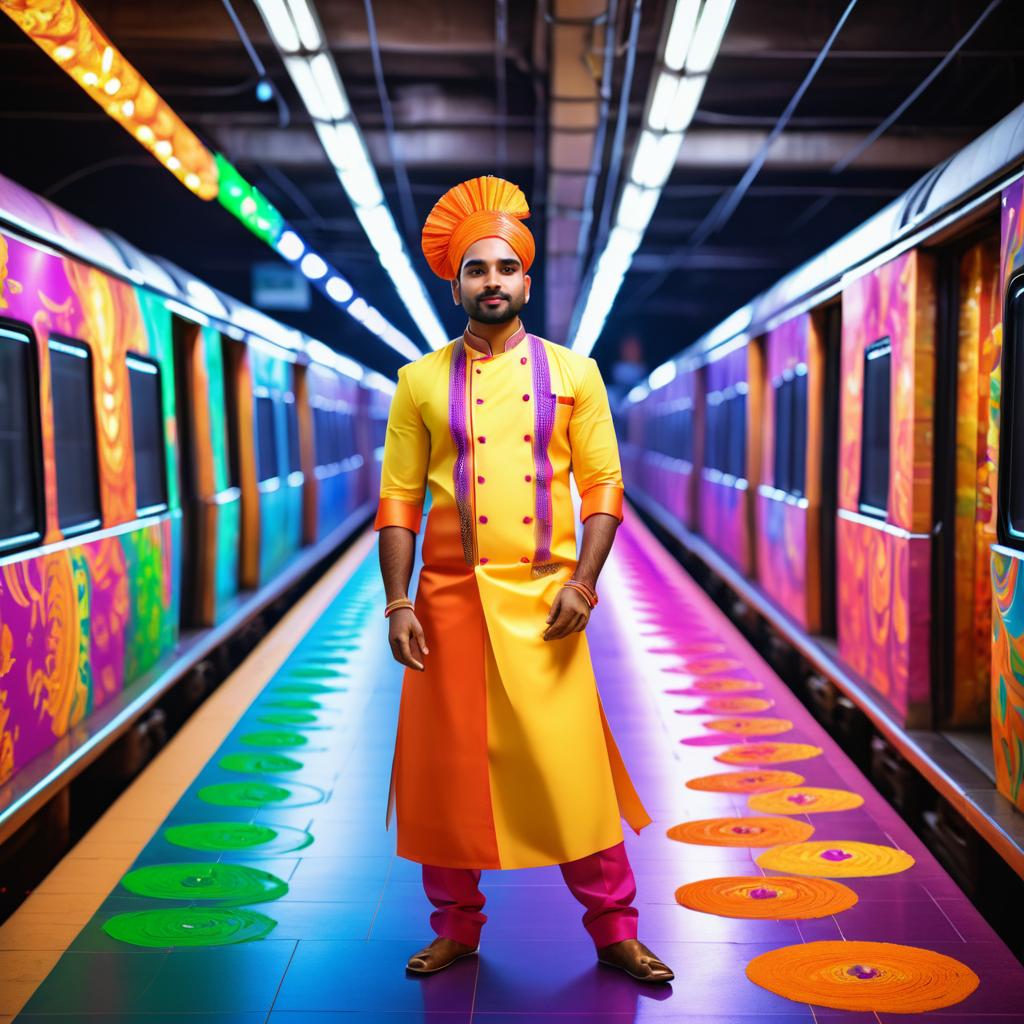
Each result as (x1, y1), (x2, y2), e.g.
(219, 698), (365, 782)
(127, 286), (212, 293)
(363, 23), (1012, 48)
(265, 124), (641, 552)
(462, 320), (527, 360)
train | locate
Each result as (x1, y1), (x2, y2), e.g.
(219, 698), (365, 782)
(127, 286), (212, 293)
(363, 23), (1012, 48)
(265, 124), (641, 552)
(621, 98), (1024, 841)
(0, 169), (392, 834)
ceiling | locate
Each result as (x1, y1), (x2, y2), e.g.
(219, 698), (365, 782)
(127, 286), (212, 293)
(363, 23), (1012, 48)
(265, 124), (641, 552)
(0, 0), (1022, 379)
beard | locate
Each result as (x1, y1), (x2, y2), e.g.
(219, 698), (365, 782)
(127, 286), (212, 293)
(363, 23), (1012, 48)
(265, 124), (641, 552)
(463, 289), (525, 325)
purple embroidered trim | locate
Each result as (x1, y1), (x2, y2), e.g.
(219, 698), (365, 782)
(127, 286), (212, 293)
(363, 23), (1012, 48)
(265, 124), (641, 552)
(527, 334), (555, 563)
(448, 342), (474, 565)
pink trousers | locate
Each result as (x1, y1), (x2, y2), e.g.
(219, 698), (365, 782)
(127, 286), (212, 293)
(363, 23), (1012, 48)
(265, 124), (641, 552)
(421, 840), (639, 949)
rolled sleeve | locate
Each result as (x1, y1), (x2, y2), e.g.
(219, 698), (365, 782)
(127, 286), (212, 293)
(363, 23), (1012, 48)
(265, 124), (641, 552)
(569, 357), (625, 524)
(374, 365), (429, 533)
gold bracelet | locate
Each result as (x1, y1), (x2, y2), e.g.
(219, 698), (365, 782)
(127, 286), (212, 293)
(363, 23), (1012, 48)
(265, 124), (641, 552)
(384, 597), (414, 618)
(563, 581), (597, 609)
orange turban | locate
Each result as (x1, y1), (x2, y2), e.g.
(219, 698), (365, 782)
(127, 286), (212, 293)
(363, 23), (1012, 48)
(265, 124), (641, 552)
(421, 176), (535, 280)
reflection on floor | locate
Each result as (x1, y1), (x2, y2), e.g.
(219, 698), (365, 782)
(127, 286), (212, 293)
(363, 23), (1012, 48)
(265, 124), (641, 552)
(5, 510), (1024, 1022)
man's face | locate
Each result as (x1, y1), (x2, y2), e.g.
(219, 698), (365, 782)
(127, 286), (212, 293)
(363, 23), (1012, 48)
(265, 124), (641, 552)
(452, 237), (531, 325)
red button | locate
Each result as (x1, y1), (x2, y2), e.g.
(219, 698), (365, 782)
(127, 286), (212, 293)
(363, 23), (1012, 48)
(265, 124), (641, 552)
(525, 474), (532, 482)
(477, 475), (485, 483)
(478, 436), (486, 443)
(479, 515), (488, 523)
(520, 357), (527, 364)
(523, 516), (533, 523)
(520, 556), (530, 563)
(522, 394), (530, 401)
(480, 557), (489, 564)
(476, 398), (484, 404)
(524, 434), (531, 442)
(475, 368), (481, 374)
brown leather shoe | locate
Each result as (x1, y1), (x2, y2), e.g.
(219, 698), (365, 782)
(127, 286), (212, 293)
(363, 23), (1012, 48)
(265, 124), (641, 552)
(597, 938), (674, 982)
(406, 936), (478, 974)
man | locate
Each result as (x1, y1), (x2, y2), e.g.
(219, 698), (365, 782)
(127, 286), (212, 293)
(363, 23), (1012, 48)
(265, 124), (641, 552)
(374, 176), (673, 983)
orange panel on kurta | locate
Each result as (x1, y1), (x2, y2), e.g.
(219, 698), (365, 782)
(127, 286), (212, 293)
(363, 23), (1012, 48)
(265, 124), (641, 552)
(390, 560), (499, 869)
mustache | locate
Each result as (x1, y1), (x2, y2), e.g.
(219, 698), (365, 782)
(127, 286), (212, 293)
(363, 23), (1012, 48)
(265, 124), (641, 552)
(477, 292), (511, 302)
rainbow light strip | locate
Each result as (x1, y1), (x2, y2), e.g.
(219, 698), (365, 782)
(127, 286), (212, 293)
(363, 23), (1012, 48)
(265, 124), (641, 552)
(1, 0), (219, 199)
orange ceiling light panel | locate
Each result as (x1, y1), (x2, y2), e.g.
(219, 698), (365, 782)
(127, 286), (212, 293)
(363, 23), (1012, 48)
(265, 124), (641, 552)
(1, 0), (218, 199)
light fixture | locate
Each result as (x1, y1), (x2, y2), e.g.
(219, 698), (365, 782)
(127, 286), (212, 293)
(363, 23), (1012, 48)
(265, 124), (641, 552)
(325, 275), (354, 303)
(686, 0), (735, 74)
(300, 252), (328, 279)
(663, 0), (701, 71)
(648, 360), (677, 390)
(571, 0), (737, 357)
(1, 0), (218, 199)
(252, 0), (448, 350)
(276, 230), (305, 261)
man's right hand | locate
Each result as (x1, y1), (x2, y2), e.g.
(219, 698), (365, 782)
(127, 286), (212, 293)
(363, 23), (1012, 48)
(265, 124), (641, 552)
(388, 607), (429, 672)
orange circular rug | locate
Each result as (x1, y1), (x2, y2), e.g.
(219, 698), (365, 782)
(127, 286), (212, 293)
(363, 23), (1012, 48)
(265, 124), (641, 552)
(666, 817), (814, 847)
(745, 941), (979, 1013)
(704, 717), (793, 736)
(716, 743), (823, 766)
(757, 840), (915, 877)
(678, 658), (746, 674)
(686, 770), (806, 793)
(675, 876), (858, 919)
(700, 696), (775, 714)
(669, 679), (765, 695)
(749, 787), (865, 815)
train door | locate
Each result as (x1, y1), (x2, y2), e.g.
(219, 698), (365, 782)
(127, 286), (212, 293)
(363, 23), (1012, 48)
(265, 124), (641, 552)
(933, 224), (1001, 731)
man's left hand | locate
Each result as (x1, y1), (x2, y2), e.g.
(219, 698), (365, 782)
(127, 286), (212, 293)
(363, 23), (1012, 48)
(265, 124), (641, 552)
(543, 586), (591, 640)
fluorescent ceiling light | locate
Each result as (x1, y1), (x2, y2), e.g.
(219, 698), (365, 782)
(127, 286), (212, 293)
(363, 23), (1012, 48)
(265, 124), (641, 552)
(284, 56), (347, 122)
(664, 74), (705, 133)
(570, 0), (736, 357)
(286, 0), (323, 50)
(254, 0), (301, 53)
(339, 164), (384, 208)
(630, 130), (684, 188)
(628, 383), (651, 403)
(648, 71), (680, 131)
(616, 183), (660, 233)
(664, 0), (701, 71)
(687, 0), (736, 74)
(315, 121), (362, 170)
(363, 370), (396, 395)
(356, 204), (404, 258)
(308, 52), (349, 120)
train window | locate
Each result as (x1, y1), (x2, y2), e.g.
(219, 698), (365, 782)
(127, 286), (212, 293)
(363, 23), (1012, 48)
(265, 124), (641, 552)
(313, 405), (329, 466)
(50, 338), (101, 533)
(284, 394), (301, 474)
(774, 375), (793, 493)
(791, 368), (808, 497)
(773, 368), (808, 497)
(0, 325), (43, 550)
(859, 338), (891, 517)
(255, 393), (278, 482)
(728, 389), (747, 480)
(127, 354), (168, 515)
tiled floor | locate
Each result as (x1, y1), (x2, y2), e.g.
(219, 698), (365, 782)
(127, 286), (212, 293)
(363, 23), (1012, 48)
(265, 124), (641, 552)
(4, 510), (1023, 1023)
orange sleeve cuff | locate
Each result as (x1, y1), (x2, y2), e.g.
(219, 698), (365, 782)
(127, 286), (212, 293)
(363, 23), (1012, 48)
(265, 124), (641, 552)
(580, 484), (624, 523)
(374, 497), (423, 533)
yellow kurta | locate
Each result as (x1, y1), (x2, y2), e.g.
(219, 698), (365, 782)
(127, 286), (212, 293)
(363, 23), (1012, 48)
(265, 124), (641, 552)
(375, 322), (651, 869)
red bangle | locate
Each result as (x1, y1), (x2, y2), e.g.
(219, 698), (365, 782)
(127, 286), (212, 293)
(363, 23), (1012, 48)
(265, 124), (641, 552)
(563, 580), (598, 608)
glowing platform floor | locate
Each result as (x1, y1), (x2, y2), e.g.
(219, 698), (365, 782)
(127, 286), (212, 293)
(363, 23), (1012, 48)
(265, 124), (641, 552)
(5, 511), (1024, 1022)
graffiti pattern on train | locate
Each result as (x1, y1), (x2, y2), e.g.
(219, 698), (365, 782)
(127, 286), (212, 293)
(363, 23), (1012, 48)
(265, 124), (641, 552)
(838, 251), (935, 724)
(0, 229), (180, 787)
(991, 177), (1024, 808)
(756, 313), (819, 630)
